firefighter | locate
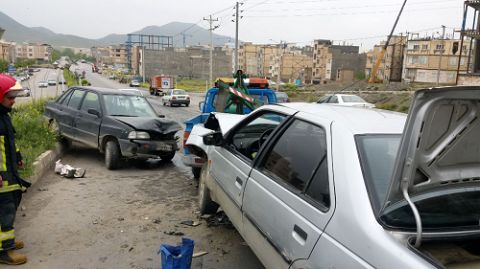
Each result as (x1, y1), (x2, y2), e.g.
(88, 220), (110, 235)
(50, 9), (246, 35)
(0, 74), (31, 265)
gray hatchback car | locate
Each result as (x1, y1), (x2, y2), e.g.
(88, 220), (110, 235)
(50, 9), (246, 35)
(186, 86), (480, 269)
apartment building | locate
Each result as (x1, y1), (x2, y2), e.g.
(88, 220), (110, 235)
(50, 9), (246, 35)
(313, 39), (366, 83)
(0, 41), (14, 63)
(91, 45), (128, 66)
(15, 43), (52, 61)
(365, 35), (407, 82)
(275, 49), (313, 83)
(402, 38), (470, 84)
(238, 42), (282, 77)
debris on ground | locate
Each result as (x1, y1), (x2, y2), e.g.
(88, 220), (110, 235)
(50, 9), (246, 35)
(192, 251), (208, 258)
(152, 218), (161, 224)
(121, 244), (129, 249)
(180, 220), (200, 227)
(37, 187), (48, 191)
(206, 211), (233, 229)
(163, 231), (185, 236)
(21, 206), (26, 211)
(54, 159), (86, 178)
(117, 217), (125, 221)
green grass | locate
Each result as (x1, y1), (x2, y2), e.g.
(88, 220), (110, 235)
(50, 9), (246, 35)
(176, 79), (208, 92)
(64, 69), (78, 87)
(11, 99), (57, 178)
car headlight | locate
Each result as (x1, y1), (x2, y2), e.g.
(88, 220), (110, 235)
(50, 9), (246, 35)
(128, 131), (150, 140)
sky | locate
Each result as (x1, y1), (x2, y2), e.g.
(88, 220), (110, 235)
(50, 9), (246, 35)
(0, 0), (466, 51)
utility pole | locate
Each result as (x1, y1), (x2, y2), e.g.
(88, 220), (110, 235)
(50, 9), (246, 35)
(204, 15), (218, 88)
(436, 25), (446, 86)
(234, 2), (240, 71)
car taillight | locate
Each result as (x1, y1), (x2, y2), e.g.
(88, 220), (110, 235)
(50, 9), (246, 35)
(183, 131), (190, 147)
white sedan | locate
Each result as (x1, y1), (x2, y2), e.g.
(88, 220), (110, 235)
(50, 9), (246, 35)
(161, 89), (190, 107)
(317, 94), (375, 108)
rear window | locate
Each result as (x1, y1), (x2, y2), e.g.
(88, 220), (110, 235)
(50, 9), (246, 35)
(173, 90), (186, 95)
(342, 95), (366, 103)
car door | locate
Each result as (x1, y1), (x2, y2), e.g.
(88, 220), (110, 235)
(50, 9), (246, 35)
(242, 113), (335, 269)
(74, 91), (102, 148)
(208, 108), (292, 228)
(60, 88), (86, 139)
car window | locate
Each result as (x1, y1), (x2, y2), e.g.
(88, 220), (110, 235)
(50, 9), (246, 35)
(58, 89), (73, 104)
(261, 119), (329, 203)
(67, 89), (85, 109)
(229, 111), (287, 160)
(103, 94), (157, 117)
(251, 94), (269, 105)
(328, 96), (338, 103)
(80, 92), (100, 112)
(173, 89), (186, 95)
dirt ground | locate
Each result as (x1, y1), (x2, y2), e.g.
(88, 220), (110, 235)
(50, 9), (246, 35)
(14, 145), (263, 269)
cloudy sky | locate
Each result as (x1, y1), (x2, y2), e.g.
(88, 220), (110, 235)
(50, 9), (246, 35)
(1, 0), (466, 50)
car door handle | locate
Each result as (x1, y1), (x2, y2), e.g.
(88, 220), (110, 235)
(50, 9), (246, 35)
(235, 177), (243, 189)
(292, 225), (308, 245)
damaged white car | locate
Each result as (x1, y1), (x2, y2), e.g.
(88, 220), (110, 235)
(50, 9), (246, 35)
(185, 86), (480, 269)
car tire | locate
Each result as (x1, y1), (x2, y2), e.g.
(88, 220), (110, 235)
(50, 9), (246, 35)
(198, 163), (219, 214)
(105, 140), (121, 170)
(160, 151), (175, 162)
(192, 167), (201, 180)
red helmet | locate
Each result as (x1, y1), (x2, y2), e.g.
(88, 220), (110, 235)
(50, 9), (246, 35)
(0, 74), (21, 102)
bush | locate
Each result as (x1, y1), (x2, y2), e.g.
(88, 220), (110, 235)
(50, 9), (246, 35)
(11, 99), (57, 178)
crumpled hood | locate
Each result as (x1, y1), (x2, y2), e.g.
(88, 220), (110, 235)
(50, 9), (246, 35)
(114, 117), (182, 134)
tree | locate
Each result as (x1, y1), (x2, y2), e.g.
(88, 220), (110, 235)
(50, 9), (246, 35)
(14, 58), (36, 68)
(0, 59), (8, 73)
(51, 49), (61, 62)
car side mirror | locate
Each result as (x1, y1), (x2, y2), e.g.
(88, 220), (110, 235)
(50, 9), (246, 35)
(203, 131), (223, 146)
(87, 108), (101, 117)
(199, 101), (205, 112)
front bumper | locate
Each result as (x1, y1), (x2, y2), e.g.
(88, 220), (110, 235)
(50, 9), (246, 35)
(118, 138), (178, 159)
(171, 99), (190, 105)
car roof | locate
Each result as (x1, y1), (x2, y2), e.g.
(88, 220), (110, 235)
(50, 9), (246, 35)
(278, 102), (406, 134)
(74, 86), (138, 95)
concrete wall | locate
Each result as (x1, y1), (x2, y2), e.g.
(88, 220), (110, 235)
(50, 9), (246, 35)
(458, 74), (480, 85)
(144, 47), (232, 80)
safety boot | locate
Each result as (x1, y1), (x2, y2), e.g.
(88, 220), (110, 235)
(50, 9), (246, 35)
(15, 240), (24, 250)
(0, 250), (27, 265)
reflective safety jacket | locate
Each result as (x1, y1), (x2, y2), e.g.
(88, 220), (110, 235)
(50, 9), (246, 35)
(0, 105), (30, 193)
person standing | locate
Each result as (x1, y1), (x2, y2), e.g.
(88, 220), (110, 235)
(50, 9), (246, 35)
(0, 74), (30, 265)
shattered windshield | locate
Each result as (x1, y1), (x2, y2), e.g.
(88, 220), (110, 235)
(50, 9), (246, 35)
(103, 94), (157, 117)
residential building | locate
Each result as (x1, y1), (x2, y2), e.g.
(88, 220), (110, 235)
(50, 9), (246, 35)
(313, 40), (366, 83)
(91, 47), (110, 65)
(457, 0), (480, 85)
(15, 43), (52, 62)
(91, 45), (128, 66)
(365, 35), (407, 82)
(278, 49), (313, 83)
(238, 42), (283, 78)
(402, 38), (470, 84)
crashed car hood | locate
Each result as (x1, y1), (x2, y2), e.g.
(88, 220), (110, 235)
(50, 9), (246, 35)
(114, 117), (182, 134)
(381, 86), (480, 215)
(212, 112), (247, 134)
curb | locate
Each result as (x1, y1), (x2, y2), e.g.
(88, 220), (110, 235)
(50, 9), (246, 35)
(29, 148), (61, 186)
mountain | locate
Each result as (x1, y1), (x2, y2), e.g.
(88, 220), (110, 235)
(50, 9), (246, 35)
(98, 22), (234, 47)
(0, 11), (102, 47)
(0, 11), (234, 48)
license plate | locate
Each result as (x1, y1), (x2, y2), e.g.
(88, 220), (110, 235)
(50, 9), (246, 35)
(156, 142), (173, 151)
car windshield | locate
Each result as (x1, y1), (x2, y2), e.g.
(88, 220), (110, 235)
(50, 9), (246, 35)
(103, 94), (157, 117)
(342, 95), (366, 103)
(356, 134), (480, 229)
(173, 89), (186, 95)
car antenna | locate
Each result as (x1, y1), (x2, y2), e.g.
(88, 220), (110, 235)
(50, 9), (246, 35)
(319, 79), (363, 103)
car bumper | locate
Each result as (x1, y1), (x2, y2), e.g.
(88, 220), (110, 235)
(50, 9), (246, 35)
(171, 100), (190, 105)
(118, 139), (178, 159)
(182, 154), (205, 167)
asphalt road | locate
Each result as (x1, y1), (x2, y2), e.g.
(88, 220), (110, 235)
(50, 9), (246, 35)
(15, 65), (264, 269)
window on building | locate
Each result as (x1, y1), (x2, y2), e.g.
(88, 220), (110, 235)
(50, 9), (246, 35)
(419, 56), (428, 64)
(413, 45), (420, 50)
(436, 44), (445, 50)
(449, 57), (458, 66)
(422, 44), (428, 50)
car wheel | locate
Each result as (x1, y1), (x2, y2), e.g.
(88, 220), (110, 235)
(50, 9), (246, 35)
(160, 151), (175, 162)
(105, 140), (121, 170)
(198, 163), (219, 214)
(192, 167), (201, 180)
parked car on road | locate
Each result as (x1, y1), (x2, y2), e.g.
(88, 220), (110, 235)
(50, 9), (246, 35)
(162, 89), (190, 107)
(44, 87), (182, 169)
(317, 94), (375, 108)
(38, 81), (48, 88)
(16, 87), (31, 97)
(118, 88), (144, 97)
(186, 86), (480, 269)
(48, 79), (57, 86)
(129, 79), (140, 87)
